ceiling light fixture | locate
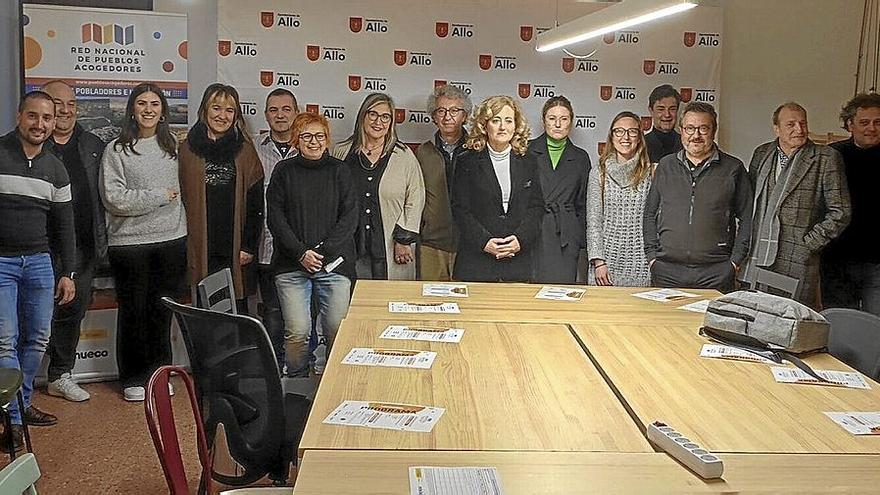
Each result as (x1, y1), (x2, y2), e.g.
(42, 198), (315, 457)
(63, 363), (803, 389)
(536, 0), (700, 52)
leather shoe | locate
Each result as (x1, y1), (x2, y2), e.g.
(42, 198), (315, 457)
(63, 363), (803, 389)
(24, 405), (57, 426)
(0, 424), (24, 453)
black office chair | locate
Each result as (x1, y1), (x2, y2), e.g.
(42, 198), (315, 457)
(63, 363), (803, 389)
(161, 297), (312, 486)
(196, 268), (237, 314)
(821, 308), (880, 382)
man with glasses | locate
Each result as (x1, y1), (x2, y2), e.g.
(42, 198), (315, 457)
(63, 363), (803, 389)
(740, 102), (849, 307)
(40, 80), (106, 406)
(644, 85), (682, 164)
(643, 102), (753, 292)
(415, 85), (472, 280)
(255, 88), (298, 371)
(822, 93), (880, 314)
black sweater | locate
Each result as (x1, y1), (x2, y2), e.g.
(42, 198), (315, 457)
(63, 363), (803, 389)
(824, 138), (880, 263)
(266, 152), (358, 280)
(0, 131), (75, 274)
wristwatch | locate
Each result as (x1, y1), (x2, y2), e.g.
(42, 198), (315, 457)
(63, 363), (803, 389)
(66, 271), (77, 281)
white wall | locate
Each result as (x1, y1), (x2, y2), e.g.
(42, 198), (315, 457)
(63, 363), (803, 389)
(718, 0), (862, 161)
(154, 0), (217, 126)
(152, 0), (864, 158)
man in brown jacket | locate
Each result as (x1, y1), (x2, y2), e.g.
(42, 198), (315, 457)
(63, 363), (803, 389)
(415, 85), (472, 280)
(740, 102), (851, 307)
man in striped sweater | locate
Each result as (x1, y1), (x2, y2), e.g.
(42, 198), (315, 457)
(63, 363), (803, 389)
(0, 91), (76, 452)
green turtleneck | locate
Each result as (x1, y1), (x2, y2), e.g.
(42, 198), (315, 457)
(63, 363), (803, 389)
(547, 136), (566, 170)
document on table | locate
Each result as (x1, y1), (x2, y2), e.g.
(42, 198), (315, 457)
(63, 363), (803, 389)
(389, 301), (461, 313)
(771, 367), (871, 389)
(700, 344), (775, 364)
(423, 283), (469, 297)
(380, 325), (464, 343)
(342, 348), (437, 369)
(323, 400), (444, 432)
(677, 299), (711, 313)
(824, 412), (880, 435)
(409, 467), (505, 495)
(632, 288), (700, 302)
(534, 286), (586, 301)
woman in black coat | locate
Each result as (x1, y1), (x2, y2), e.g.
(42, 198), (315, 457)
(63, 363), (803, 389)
(451, 95), (544, 282)
(528, 96), (591, 283)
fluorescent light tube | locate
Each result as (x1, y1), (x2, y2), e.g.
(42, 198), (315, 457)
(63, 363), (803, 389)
(536, 0), (699, 52)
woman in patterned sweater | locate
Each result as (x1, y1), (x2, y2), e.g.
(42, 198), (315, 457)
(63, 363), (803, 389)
(586, 111), (653, 286)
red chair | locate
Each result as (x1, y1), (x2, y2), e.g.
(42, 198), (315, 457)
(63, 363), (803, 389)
(145, 365), (215, 495)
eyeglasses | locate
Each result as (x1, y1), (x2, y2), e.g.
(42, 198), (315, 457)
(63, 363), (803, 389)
(299, 132), (327, 142)
(611, 128), (640, 138)
(682, 124), (713, 135)
(366, 110), (392, 124)
(433, 107), (465, 118)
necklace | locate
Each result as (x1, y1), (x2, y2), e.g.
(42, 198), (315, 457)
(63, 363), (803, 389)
(362, 142), (382, 156)
(358, 151), (378, 171)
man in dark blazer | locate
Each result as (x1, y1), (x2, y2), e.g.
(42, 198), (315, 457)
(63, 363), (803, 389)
(740, 102), (850, 307)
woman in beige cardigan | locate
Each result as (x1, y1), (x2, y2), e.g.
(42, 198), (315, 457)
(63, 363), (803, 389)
(332, 93), (425, 280)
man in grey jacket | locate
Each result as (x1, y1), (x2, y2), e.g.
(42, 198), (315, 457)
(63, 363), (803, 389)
(740, 103), (850, 307)
(643, 102), (753, 292)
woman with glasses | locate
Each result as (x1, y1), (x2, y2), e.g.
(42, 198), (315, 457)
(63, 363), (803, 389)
(101, 82), (187, 401)
(586, 111), (653, 286)
(267, 113), (356, 377)
(179, 83), (264, 313)
(332, 93), (425, 280)
(527, 96), (591, 284)
(451, 95), (544, 282)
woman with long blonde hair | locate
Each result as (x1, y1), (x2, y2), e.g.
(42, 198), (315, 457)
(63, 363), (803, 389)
(451, 95), (544, 282)
(586, 111), (653, 286)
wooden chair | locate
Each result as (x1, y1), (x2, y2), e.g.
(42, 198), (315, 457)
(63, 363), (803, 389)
(197, 268), (237, 314)
(0, 452), (40, 494)
(751, 267), (801, 300)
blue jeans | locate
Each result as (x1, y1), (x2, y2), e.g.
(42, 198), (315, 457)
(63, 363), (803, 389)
(275, 270), (350, 377)
(0, 254), (55, 424)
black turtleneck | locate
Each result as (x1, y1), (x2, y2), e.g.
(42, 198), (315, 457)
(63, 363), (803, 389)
(645, 128), (682, 164)
(265, 152), (358, 279)
(824, 138), (880, 263)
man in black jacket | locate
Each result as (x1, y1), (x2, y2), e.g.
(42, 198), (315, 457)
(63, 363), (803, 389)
(643, 102), (753, 292)
(42, 80), (107, 404)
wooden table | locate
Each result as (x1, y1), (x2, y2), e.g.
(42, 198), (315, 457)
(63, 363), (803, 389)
(571, 322), (880, 454)
(349, 280), (719, 324)
(298, 319), (650, 455)
(293, 450), (880, 494)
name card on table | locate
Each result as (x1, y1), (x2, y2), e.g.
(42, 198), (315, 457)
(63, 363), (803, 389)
(534, 286), (586, 301)
(323, 400), (444, 432)
(380, 325), (464, 343)
(771, 367), (871, 389)
(824, 412), (880, 435)
(422, 283), (469, 297)
(632, 288), (700, 302)
(389, 301), (461, 313)
(700, 344), (775, 364)
(342, 348), (437, 369)
(678, 299), (711, 313)
(409, 467), (505, 495)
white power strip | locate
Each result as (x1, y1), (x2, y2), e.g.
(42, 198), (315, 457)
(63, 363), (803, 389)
(647, 421), (724, 479)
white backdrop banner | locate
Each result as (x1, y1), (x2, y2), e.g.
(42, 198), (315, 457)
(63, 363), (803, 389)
(218, 0), (722, 160)
(23, 4), (189, 143)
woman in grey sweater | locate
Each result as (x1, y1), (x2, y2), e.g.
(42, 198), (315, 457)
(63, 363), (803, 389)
(586, 111), (653, 286)
(100, 82), (187, 402)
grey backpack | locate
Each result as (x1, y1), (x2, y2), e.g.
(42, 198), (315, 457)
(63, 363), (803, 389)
(703, 290), (829, 354)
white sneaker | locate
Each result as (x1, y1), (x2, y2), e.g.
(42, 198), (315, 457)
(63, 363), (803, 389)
(47, 373), (90, 402)
(123, 386), (145, 402)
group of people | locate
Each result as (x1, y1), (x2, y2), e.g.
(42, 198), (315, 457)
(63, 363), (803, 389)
(1, 77), (878, 452)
